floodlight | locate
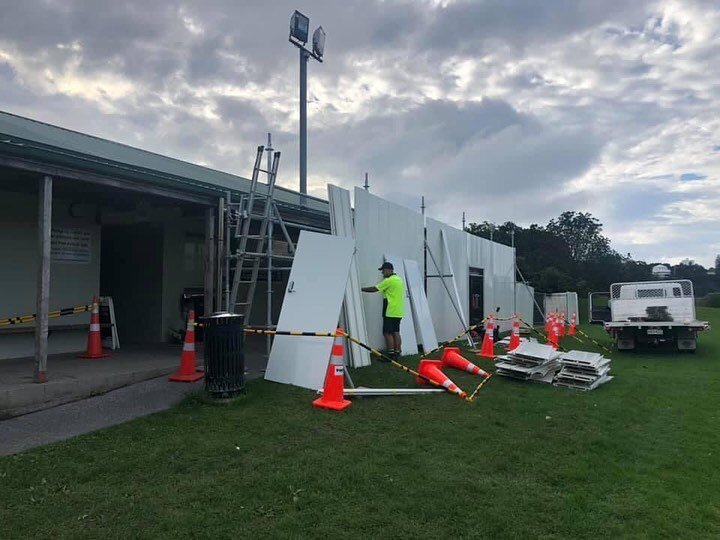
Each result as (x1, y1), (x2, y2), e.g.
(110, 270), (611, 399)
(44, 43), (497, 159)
(312, 26), (326, 59)
(290, 10), (309, 44)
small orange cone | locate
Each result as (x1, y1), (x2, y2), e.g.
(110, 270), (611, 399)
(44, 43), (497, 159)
(416, 359), (467, 398)
(544, 313), (553, 335)
(169, 310), (204, 382)
(78, 296), (109, 359)
(568, 313), (577, 336)
(507, 314), (521, 351)
(313, 328), (351, 411)
(478, 315), (496, 359)
(441, 347), (489, 378)
(547, 320), (561, 350)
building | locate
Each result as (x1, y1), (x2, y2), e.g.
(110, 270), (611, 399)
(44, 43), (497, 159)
(0, 110), (526, 413)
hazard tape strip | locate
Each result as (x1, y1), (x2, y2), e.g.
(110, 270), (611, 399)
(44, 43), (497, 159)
(236, 326), (473, 401)
(339, 331), (473, 402)
(0, 304), (92, 327)
(574, 328), (614, 354)
(517, 318), (568, 352)
(425, 320), (485, 356)
(517, 317), (614, 354)
(467, 374), (492, 402)
(244, 328), (336, 337)
(430, 314), (518, 353)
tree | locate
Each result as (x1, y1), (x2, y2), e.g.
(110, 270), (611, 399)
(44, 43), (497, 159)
(538, 266), (574, 293)
(546, 211), (613, 262)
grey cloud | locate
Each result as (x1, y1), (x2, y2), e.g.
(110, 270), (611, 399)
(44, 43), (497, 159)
(308, 97), (603, 227)
(420, 0), (651, 54)
(1, 0), (719, 265)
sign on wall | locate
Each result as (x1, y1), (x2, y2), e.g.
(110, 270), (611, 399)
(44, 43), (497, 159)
(51, 227), (92, 264)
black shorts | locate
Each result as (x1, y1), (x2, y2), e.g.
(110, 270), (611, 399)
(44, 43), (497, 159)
(383, 317), (402, 334)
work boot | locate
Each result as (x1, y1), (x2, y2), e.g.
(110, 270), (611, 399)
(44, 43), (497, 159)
(378, 349), (394, 362)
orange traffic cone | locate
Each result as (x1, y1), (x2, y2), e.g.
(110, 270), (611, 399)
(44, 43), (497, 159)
(313, 328), (352, 411)
(544, 313), (553, 335)
(441, 347), (489, 378)
(78, 296), (109, 359)
(478, 315), (496, 359)
(416, 359), (467, 398)
(507, 314), (521, 351)
(169, 310), (204, 382)
(547, 320), (561, 350)
(568, 313), (577, 335)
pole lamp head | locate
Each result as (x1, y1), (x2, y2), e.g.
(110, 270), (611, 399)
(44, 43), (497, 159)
(312, 26), (326, 59)
(290, 10), (310, 44)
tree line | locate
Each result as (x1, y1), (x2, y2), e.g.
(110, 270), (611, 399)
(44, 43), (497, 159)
(466, 211), (720, 297)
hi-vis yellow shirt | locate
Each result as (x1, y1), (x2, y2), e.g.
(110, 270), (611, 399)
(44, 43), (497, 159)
(376, 274), (405, 318)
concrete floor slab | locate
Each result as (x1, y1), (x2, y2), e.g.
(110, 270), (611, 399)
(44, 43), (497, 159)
(0, 335), (268, 418)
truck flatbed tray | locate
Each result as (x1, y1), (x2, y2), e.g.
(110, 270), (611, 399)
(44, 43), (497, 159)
(604, 320), (708, 328)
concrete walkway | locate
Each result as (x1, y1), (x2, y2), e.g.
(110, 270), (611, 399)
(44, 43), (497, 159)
(0, 375), (202, 456)
(0, 335), (269, 455)
(1, 336), (268, 417)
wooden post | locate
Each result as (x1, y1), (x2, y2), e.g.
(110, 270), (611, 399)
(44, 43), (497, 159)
(35, 175), (52, 383)
(216, 198), (224, 311)
(204, 207), (215, 316)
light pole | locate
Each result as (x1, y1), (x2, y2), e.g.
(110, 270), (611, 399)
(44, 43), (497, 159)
(289, 10), (325, 198)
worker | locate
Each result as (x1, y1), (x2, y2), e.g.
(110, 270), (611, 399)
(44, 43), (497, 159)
(362, 261), (405, 359)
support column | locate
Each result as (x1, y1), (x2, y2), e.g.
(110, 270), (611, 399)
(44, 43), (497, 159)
(204, 207), (216, 316)
(216, 198), (224, 311)
(34, 175), (52, 383)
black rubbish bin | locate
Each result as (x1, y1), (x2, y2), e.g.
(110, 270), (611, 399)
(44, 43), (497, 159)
(202, 313), (245, 398)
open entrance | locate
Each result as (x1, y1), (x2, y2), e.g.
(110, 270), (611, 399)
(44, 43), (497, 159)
(469, 267), (484, 327)
(100, 224), (164, 344)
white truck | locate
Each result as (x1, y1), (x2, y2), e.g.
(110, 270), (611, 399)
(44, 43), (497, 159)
(603, 280), (710, 352)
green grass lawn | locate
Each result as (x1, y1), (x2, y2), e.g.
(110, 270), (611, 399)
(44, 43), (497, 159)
(2, 309), (719, 539)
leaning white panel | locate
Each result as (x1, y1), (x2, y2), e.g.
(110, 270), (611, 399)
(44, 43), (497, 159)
(265, 231), (355, 390)
(384, 254), (419, 355)
(403, 259), (438, 353)
(327, 185), (371, 367)
(425, 218), (469, 343)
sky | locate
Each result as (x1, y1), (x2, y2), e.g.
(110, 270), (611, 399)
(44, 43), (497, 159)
(1, 0), (719, 267)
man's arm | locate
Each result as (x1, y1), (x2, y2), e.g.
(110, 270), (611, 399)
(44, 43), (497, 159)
(361, 286), (378, 293)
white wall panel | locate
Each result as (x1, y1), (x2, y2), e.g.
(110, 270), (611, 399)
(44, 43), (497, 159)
(328, 185), (371, 367)
(492, 243), (516, 332)
(403, 259), (438, 352)
(426, 218), (469, 342)
(544, 292), (579, 322)
(466, 234), (516, 332)
(516, 283), (535, 327)
(265, 231), (354, 390)
(384, 254), (419, 355)
(354, 189), (424, 349)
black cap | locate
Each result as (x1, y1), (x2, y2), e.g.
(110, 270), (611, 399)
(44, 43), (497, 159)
(378, 261), (394, 271)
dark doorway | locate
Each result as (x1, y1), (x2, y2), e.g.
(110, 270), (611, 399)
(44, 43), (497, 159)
(100, 224), (164, 344)
(469, 267), (484, 327)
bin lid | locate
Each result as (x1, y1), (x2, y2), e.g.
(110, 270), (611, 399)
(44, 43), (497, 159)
(202, 312), (244, 320)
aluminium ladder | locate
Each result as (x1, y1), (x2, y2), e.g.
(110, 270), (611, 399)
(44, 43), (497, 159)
(227, 146), (293, 321)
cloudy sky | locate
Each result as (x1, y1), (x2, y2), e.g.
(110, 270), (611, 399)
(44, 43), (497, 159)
(1, 0), (719, 267)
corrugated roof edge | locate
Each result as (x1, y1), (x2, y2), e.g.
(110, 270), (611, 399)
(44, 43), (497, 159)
(0, 110), (329, 212)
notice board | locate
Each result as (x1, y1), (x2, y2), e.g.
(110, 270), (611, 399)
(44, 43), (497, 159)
(51, 227), (92, 264)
